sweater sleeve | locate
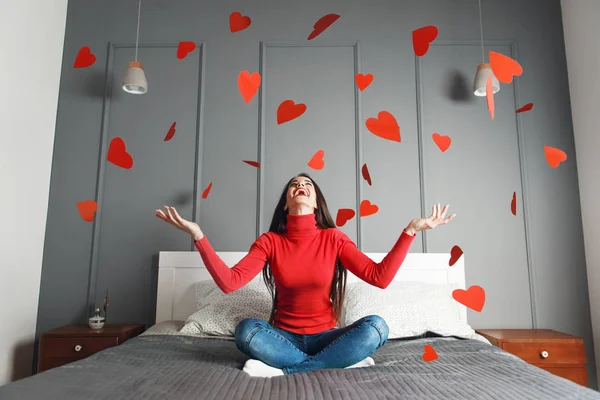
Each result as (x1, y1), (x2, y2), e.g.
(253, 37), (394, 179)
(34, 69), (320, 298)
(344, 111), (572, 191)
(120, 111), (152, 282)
(194, 233), (271, 294)
(336, 229), (416, 289)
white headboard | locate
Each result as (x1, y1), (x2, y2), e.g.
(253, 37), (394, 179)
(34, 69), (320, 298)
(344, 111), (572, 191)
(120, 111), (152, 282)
(156, 252), (467, 325)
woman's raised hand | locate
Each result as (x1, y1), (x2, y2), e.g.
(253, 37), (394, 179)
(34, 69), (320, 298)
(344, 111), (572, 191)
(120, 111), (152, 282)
(405, 203), (456, 235)
(155, 206), (204, 241)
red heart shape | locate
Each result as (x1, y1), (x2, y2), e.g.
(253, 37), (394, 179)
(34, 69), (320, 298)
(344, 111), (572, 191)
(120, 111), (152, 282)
(308, 14), (340, 40)
(229, 12), (251, 33)
(177, 41), (196, 59)
(452, 286), (486, 312)
(238, 70), (261, 104)
(359, 200), (379, 217)
(449, 245), (463, 266)
(107, 137), (133, 169)
(77, 200), (98, 222)
(307, 150), (325, 170)
(422, 345), (438, 362)
(336, 208), (355, 227)
(361, 163), (372, 186)
(511, 192), (517, 216)
(516, 103), (534, 113)
(355, 73), (374, 91)
(366, 111), (401, 142)
(243, 160), (260, 168)
(164, 122), (176, 142)
(486, 75), (495, 120)
(202, 182), (213, 199)
(277, 100), (307, 125)
(412, 26), (438, 56)
(544, 146), (567, 168)
(489, 51), (523, 84)
(74, 46), (96, 68)
(432, 133), (451, 152)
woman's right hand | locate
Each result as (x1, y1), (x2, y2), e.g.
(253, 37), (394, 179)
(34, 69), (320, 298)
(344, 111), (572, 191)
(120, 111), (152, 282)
(155, 206), (204, 241)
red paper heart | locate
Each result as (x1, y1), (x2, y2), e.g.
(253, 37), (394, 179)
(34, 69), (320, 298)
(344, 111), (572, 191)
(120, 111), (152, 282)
(511, 192), (517, 216)
(422, 345), (438, 362)
(164, 122), (176, 142)
(544, 146), (567, 168)
(452, 286), (486, 312)
(277, 100), (307, 125)
(229, 12), (251, 33)
(361, 164), (372, 186)
(432, 133), (451, 152)
(74, 46), (96, 68)
(359, 200), (379, 217)
(489, 51), (523, 84)
(516, 103), (534, 113)
(308, 14), (340, 40)
(307, 150), (325, 170)
(366, 111), (401, 142)
(412, 26), (438, 56)
(238, 70), (261, 104)
(177, 41), (196, 59)
(107, 137), (133, 169)
(77, 200), (98, 222)
(202, 182), (213, 199)
(486, 75), (495, 120)
(336, 208), (356, 227)
(449, 245), (463, 266)
(243, 160), (260, 168)
(355, 73), (374, 91)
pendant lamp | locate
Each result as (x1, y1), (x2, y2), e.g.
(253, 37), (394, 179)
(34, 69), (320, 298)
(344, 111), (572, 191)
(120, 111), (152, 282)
(123, 0), (147, 94)
(472, 0), (499, 97)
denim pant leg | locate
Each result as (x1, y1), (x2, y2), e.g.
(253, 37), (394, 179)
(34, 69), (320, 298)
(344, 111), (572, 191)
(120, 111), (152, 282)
(234, 318), (309, 369)
(282, 315), (389, 375)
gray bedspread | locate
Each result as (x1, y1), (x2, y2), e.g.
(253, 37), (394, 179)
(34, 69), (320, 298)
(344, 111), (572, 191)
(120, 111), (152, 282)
(1, 334), (598, 400)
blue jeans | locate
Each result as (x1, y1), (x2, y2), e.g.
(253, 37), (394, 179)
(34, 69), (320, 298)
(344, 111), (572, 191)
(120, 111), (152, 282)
(234, 315), (389, 375)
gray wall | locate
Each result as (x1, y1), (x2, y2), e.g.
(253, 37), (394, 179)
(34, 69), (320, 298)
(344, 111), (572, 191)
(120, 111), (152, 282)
(36, 0), (596, 387)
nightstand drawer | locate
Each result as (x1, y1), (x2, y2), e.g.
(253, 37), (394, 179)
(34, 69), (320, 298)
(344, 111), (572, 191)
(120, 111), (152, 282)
(503, 341), (585, 364)
(43, 337), (119, 358)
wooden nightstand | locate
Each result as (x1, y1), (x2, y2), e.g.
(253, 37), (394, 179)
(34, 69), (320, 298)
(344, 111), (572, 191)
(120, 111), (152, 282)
(37, 324), (145, 373)
(476, 329), (587, 387)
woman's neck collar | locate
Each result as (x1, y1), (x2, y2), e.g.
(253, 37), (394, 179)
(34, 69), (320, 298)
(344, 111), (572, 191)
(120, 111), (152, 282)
(285, 213), (319, 238)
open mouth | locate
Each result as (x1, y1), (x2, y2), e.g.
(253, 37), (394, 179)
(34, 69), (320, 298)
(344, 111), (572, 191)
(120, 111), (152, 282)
(295, 189), (308, 197)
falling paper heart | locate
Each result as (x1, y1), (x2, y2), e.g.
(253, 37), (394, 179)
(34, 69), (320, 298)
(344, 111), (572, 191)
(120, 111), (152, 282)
(544, 146), (567, 168)
(164, 122), (177, 142)
(238, 70), (261, 104)
(359, 200), (379, 217)
(77, 200), (98, 222)
(229, 12), (251, 33)
(355, 73), (374, 91)
(516, 103), (534, 113)
(489, 51), (523, 84)
(452, 286), (486, 312)
(202, 182), (213, 199)
(243, 160), (260, 167)
(336, 208), (356, 227)
(74, 46), (96, 68)
(511, 192), (517, 216)
(277, 100), (307, 125)
(361, 164), (372, 186)
(486, 75), (495, 120)
(432, 133), (451, 152)
(107, 137), (133, 169)
(177, 41), (196, 59)
(422, 345), (438, 362)
(365, 111), (401, 142)
(412, 25), (439, 56)
(307, 150), (325, 170)
(449, 245), (463, 266)
(307, 13), (340, 40)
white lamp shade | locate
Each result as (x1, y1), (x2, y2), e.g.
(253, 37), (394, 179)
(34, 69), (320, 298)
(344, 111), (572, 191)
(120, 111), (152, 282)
(122, 61), (147, 94)
(473, 63), (499, 97)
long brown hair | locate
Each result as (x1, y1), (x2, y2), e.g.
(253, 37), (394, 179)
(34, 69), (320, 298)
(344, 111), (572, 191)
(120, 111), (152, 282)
(262, 173), (348, 328)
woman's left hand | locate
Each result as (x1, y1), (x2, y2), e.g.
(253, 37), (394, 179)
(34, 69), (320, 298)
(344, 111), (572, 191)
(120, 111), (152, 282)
(404, 204), (456, 235)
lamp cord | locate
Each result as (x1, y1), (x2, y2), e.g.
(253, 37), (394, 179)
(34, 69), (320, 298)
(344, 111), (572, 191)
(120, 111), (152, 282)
(478, 0), (484, 63)
(135, 0), (141, 61)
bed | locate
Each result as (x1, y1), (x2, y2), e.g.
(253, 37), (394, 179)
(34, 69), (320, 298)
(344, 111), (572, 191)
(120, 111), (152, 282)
(1, 251), (599, 400)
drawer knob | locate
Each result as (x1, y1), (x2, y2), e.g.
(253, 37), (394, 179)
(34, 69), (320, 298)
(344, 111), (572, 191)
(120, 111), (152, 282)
(74, 345), (82, 352)
(540, 350), (549, 359)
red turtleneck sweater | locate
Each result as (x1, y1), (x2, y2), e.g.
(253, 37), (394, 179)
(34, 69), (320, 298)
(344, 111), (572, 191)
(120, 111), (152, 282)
(194, 213), (415, 334)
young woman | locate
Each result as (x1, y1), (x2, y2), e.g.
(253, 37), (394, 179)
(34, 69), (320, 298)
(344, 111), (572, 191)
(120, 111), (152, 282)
(156, 173), (455, 377)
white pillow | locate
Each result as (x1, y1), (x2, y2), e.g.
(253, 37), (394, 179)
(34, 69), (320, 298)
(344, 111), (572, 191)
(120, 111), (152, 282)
(180, 275), (273, 337)
(342, 280), (480, 340)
